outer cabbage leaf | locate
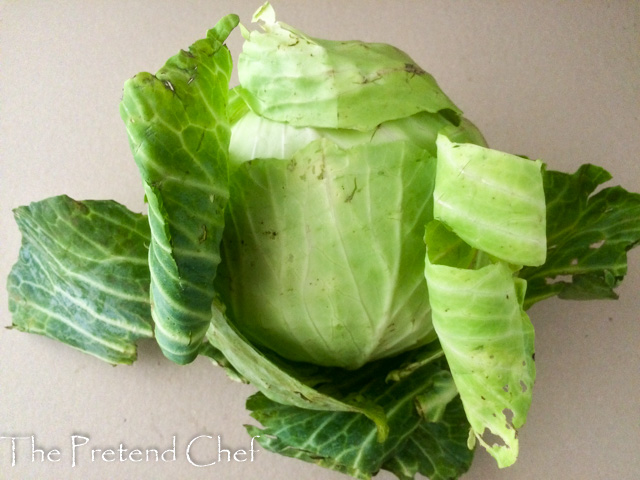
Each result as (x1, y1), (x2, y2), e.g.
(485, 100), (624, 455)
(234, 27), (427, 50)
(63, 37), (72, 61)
(434, 135), (546, 267)
(381, 398), (474, 480)
(206, 303), (388, 438)
(237, 3), (461, 131)
(245, 358), (473, 480)
(424, 246), (534, 468)
(119, 15), (239, 364)
(198, 341), (247, 384)
(424, 137), (546, 467)
(7, 195), (153, 364)
(521, 164), (640, 308)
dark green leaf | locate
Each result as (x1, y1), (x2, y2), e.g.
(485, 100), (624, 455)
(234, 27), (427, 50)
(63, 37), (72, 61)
(522, 164), (640, 308)
(382, 398), (473, 480)
(120, 15), (239, 364)
(245, 360), (472, 479)
(7, 195), (153, 364)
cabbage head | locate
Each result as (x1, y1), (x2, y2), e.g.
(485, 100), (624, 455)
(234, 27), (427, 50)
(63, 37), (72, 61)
(220, 19), (488, 369)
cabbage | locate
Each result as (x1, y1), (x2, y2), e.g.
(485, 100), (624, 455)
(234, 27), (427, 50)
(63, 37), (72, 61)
(7, 3), (640, 479)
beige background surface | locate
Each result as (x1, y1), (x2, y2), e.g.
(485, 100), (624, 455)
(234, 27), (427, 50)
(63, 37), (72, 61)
(1, 1), (638, 479)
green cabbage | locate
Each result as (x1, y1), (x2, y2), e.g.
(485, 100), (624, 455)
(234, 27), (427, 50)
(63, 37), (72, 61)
(7, 3), (640, 479)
